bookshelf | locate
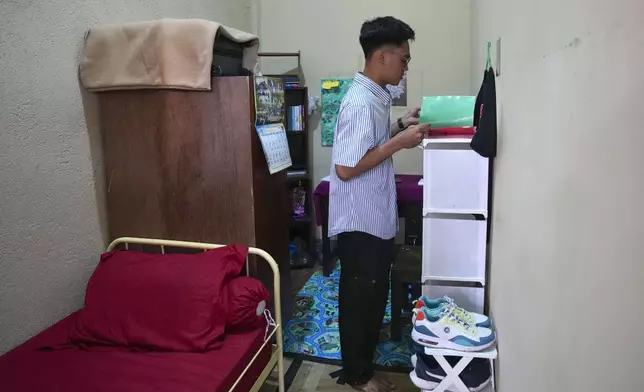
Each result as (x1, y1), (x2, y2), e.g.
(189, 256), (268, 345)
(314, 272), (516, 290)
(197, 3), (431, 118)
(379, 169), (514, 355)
(259, 51), (313, 269)
(284, 86), (315, 269)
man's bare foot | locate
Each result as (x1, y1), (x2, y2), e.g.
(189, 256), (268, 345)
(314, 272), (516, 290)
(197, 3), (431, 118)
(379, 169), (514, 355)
(349, 378), (389, 392)
(374, 373), (396, 390)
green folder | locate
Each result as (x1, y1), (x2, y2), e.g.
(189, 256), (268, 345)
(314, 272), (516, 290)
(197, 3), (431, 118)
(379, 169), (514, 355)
(419, 96), (476, 128)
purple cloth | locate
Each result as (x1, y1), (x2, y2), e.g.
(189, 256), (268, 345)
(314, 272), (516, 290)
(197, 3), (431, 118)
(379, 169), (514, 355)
(312, 174), (423, 226)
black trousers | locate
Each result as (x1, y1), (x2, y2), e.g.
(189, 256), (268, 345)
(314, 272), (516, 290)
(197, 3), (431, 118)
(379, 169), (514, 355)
(337, 231), (395, 385)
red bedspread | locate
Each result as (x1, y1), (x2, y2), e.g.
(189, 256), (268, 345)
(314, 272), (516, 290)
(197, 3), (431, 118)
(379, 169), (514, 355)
(0, 312), (272, 392)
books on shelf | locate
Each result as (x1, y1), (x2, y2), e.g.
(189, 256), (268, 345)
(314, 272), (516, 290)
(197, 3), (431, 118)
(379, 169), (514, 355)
(288, 105), (305, 131)
(282, 76), (300, 89)
(266, 75), (301, 89)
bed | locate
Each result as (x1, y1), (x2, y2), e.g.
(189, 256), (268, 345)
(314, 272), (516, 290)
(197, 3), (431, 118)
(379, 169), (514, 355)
(0, 237), (285, 392)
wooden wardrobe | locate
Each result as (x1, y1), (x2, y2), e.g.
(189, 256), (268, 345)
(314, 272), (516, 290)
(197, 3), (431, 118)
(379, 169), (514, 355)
(98, 76), (292, 322)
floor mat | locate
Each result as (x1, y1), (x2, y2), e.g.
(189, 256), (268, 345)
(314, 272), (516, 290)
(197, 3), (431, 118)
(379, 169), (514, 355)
(283, 262), (413, 369)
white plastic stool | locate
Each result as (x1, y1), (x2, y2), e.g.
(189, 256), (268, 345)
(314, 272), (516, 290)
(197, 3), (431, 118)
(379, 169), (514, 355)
(420, 345), (498, 392)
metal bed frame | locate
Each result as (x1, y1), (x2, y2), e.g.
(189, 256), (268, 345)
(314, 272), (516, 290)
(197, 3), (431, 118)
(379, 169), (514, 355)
(107, 237), (285, 392)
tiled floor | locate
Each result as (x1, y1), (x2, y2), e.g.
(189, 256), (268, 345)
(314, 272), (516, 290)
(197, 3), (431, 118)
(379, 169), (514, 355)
(290, 265), (319, 295)
(260, 358), (497, 391)
(260, 358), (419, 392)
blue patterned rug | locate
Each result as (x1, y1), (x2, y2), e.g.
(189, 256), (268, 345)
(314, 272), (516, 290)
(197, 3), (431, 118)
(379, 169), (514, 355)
(284, 262), (413, 369)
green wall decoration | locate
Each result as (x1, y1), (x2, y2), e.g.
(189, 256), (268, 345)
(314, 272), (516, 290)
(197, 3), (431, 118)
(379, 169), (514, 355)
(320, 78), (353, 146)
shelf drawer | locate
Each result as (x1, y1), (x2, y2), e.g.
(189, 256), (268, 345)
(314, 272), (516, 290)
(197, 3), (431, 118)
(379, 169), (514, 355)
(422, 217), (486, 282)
(423, 149), (489, 212)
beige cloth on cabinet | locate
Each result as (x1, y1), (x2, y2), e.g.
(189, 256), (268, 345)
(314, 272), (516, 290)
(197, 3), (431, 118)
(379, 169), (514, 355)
(79, 18), (259, 91)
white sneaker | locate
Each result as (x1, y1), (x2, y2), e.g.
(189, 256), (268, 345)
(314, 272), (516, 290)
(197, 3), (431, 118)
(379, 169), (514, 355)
(413, 296), (491, 328)
(411, 307), (496, 352)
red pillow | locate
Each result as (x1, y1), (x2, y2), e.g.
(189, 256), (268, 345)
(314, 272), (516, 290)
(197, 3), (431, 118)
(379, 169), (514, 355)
(69, 245), (247, 352)
(225, 276), (270, 332)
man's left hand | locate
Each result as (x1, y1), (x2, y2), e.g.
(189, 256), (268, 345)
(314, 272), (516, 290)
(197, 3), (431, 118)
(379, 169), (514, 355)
(401, 107), (420, 128)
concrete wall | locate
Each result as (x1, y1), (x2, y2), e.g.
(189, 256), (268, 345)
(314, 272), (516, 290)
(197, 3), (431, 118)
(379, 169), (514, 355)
(472, 0), (644, 390)
(0, 0), (249, 354)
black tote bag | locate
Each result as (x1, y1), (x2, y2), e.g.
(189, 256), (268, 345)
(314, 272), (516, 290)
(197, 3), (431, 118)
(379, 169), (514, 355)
(471, 58), (497, 158)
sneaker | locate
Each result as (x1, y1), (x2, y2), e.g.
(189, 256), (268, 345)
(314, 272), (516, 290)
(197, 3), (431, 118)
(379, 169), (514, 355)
(410, 341), (427, 368)
(410, 350), (492, 392)
(413, 296), (491, 328)
(409, 368), (441, 390)
(409, 349), (442, 391)
(411, 307), (496, 352)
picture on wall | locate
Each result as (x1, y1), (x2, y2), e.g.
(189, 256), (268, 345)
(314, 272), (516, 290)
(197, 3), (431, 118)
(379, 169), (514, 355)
(254, 76), (285, 126)
(320, 78), (353, 146)
(320, 74), (409, 145)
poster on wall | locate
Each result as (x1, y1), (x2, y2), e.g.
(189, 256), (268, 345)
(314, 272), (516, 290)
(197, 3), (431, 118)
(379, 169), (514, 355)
(254, 77), (291, 173)
(320, 78), (353, 146)
(254, 76), (285, 125)
(320, 75), (409, 145)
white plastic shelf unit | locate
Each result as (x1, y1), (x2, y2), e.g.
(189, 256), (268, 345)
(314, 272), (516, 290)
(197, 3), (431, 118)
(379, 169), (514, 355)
(421, 137), (489, 313)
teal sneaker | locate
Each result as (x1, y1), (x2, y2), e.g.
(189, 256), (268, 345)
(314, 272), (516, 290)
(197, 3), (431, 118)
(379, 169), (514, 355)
(413, 296), (491, 328)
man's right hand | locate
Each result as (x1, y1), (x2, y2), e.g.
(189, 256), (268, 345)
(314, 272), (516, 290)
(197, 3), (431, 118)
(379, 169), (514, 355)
(393, 123), (431, 149)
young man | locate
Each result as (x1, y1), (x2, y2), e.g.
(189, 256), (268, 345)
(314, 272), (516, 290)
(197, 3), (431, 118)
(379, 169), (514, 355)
(329, 16), (430, 392)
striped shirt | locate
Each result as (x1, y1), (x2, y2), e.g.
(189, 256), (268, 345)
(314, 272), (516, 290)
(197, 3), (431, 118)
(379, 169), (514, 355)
(328, 72), (398, 240)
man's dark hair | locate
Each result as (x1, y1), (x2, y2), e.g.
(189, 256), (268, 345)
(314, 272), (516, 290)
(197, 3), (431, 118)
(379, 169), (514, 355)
(359, 16), (415, 59)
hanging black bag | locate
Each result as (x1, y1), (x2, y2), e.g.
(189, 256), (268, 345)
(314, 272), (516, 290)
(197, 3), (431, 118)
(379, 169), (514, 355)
(471, 42), (497, 158)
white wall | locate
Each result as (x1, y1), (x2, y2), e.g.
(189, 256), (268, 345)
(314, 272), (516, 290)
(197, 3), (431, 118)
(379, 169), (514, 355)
(472, 1), (644, 391)
(258, 0), (472, 183)
(0, 1), (249, 354)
